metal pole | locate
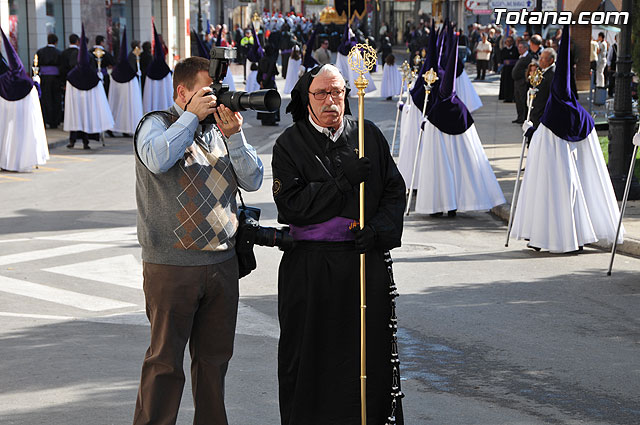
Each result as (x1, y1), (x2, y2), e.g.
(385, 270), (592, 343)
(405, 92), (430, 216)
(390, 72), (410, 156)
(607, 143), (638, 275)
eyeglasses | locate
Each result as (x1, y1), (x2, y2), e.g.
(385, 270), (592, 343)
(309, 88), (345, 101)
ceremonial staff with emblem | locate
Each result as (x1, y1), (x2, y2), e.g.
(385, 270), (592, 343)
(390, 61), (413, 156)
(505, 68), (543, 246)
(272, 51), (406, 422)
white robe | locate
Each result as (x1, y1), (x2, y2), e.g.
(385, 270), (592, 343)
(223, 69), (236, 91)
(0, 87), (49, 172)
(381, 64), (402, 98)
(397, 95), (424, 187)
(63, 81), (114, 133)
(511, 125), (623, 253)
(414, 121), (505, 214)
(143, 73), (173, 113)
(108, 78), (144, 134)
(283, 57), (302, 94)
(455, 70), (483, 112)
(245, 70), (260, 93)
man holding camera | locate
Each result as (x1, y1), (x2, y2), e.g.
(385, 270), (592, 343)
(132, 56), (263, 425)
(272, 64), (406, 424)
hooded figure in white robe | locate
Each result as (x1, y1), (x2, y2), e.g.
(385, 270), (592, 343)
(414, 34), (505, 216)
(0, 27), (48, 171)
(108, 28), (143, 135)
(511, 25), (622, 253)
(63, 24), (114, 148)
(142, 24), (173, 113)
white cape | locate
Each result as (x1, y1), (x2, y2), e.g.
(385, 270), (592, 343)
(0, 87), (49, 172)
(381, 64), (402, 98)
(511, 125), (623, 253)
(63, 81), (114, 133)
(108, 78), (144, 134)
(455, 70), (483, 112)
(414, 121), (505, 214)
(245, 70), (260, 93)
(335, 52), (376, 95)
(283, 58), (302, 94)
(143, 73), (173, 113)
(397, 95), (424, 186)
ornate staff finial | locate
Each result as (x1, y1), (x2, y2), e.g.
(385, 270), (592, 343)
(528, 67), (543, 88)
(93, 47), (105, 78)
(348, 43), (377, 92)
(423, 68), (438, 87)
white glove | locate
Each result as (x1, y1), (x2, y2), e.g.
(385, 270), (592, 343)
(633, 132), (640, 147)
(522, 120), (533, 134)
(397, 100), (404, 109)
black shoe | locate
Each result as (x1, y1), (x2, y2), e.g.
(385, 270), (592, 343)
(66, 142), (75, 149)
(106, 130), (115, 137)
(430, 212), (444, 217)
(447, 210), (457, 217)
(527, 243), (541, 251)
(512, 119), (524, 124)
(386, 96), (392, 100)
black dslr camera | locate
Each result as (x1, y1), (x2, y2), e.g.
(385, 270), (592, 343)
(202, 47), (281, 125)
(236, 206), (294, 278)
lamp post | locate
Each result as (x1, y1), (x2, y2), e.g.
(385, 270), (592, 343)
(608, 0), (639, 200)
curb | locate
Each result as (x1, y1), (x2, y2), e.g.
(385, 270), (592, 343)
(490, 204), (640, 258)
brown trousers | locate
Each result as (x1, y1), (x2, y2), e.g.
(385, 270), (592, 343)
(133, 257), (239, 425)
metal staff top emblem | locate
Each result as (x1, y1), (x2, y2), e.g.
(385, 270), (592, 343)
(347, 43), (377, 78)
(423, 68), (438, 87)
(528, 67), (543, 88)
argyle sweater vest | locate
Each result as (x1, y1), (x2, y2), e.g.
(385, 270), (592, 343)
(134, 107), (238, 266)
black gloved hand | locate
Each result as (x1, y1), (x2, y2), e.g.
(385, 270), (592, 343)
(351, 225), (376, 253)
(342, 156), (371, 186)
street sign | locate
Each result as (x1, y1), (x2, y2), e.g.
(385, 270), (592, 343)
(465, 0), (492, 15)
(489, 0), (533, 10)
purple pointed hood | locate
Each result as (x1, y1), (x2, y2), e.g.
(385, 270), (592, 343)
(192, 29), (210, 59)
(337, 24), (355, 56)
(0, 27), (34, 100)
(246, 25), (264, 63)
(302, 26), (319, 70)
(146, 23), (171, 80)
(540, 25), (594, 142)
(111, 28), (137, 83)
(410, 22), (439, 115)
(66, 24), (101, 90)
(436, 21), (448, 76)
(427, 35), (474, 135)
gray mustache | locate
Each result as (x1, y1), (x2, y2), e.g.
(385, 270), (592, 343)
(321, 105), (340, 113)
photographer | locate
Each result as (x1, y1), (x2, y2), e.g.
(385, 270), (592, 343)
(131, 56), (263, 425)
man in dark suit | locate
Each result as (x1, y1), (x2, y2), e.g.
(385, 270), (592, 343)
(36, 33), (62, 128)
(139, 41), (152, 90)
(511, 35), (542, 124)
(60, 33), (80, 80)
(529, 48), (556, 129)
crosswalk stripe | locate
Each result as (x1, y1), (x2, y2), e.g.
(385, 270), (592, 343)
(0, 275), (137, 311)
(0, 243), (114, 266)
(36, 227), (137, 243)
(44, 254), (142, 289)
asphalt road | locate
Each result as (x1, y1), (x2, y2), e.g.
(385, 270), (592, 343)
(1, 74), (639, 425)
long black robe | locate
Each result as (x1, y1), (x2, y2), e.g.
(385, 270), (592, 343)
(36, 45), (62, 127)
(272, 115), (405, 425)
(256, 54), (280, 125)
(499, 45), (518, 102)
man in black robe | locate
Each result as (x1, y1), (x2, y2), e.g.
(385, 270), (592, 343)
(498, 36), (517, 103)
(272, 64), (405, 425)
(36, 33), (62, 128)
(256, 44), (280, 126)
(60, 33), (80, 80)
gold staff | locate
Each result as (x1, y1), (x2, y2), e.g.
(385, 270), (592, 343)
(347, 43), (377, 425)
(93, 47), (105, 79)
(505, 67), (543, 246)
(405, 67), (439, 216)
(32, 54), (40, 84)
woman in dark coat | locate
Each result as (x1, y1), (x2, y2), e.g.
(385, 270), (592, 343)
(499, 36), (518, 102)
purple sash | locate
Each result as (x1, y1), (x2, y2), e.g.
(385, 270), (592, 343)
(502, 59), (517, 66)
(40, 65), (59, 76)
(289, 216), (357, 242)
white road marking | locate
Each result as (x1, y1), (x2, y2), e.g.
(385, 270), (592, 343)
(0, 238), (30, 244)
(0, 243), (114, 266)
(44, 254), (142, 289)
(0, 311), (74, 320)
(36, 227), (138, 243)
(0, 275), (136, 311)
